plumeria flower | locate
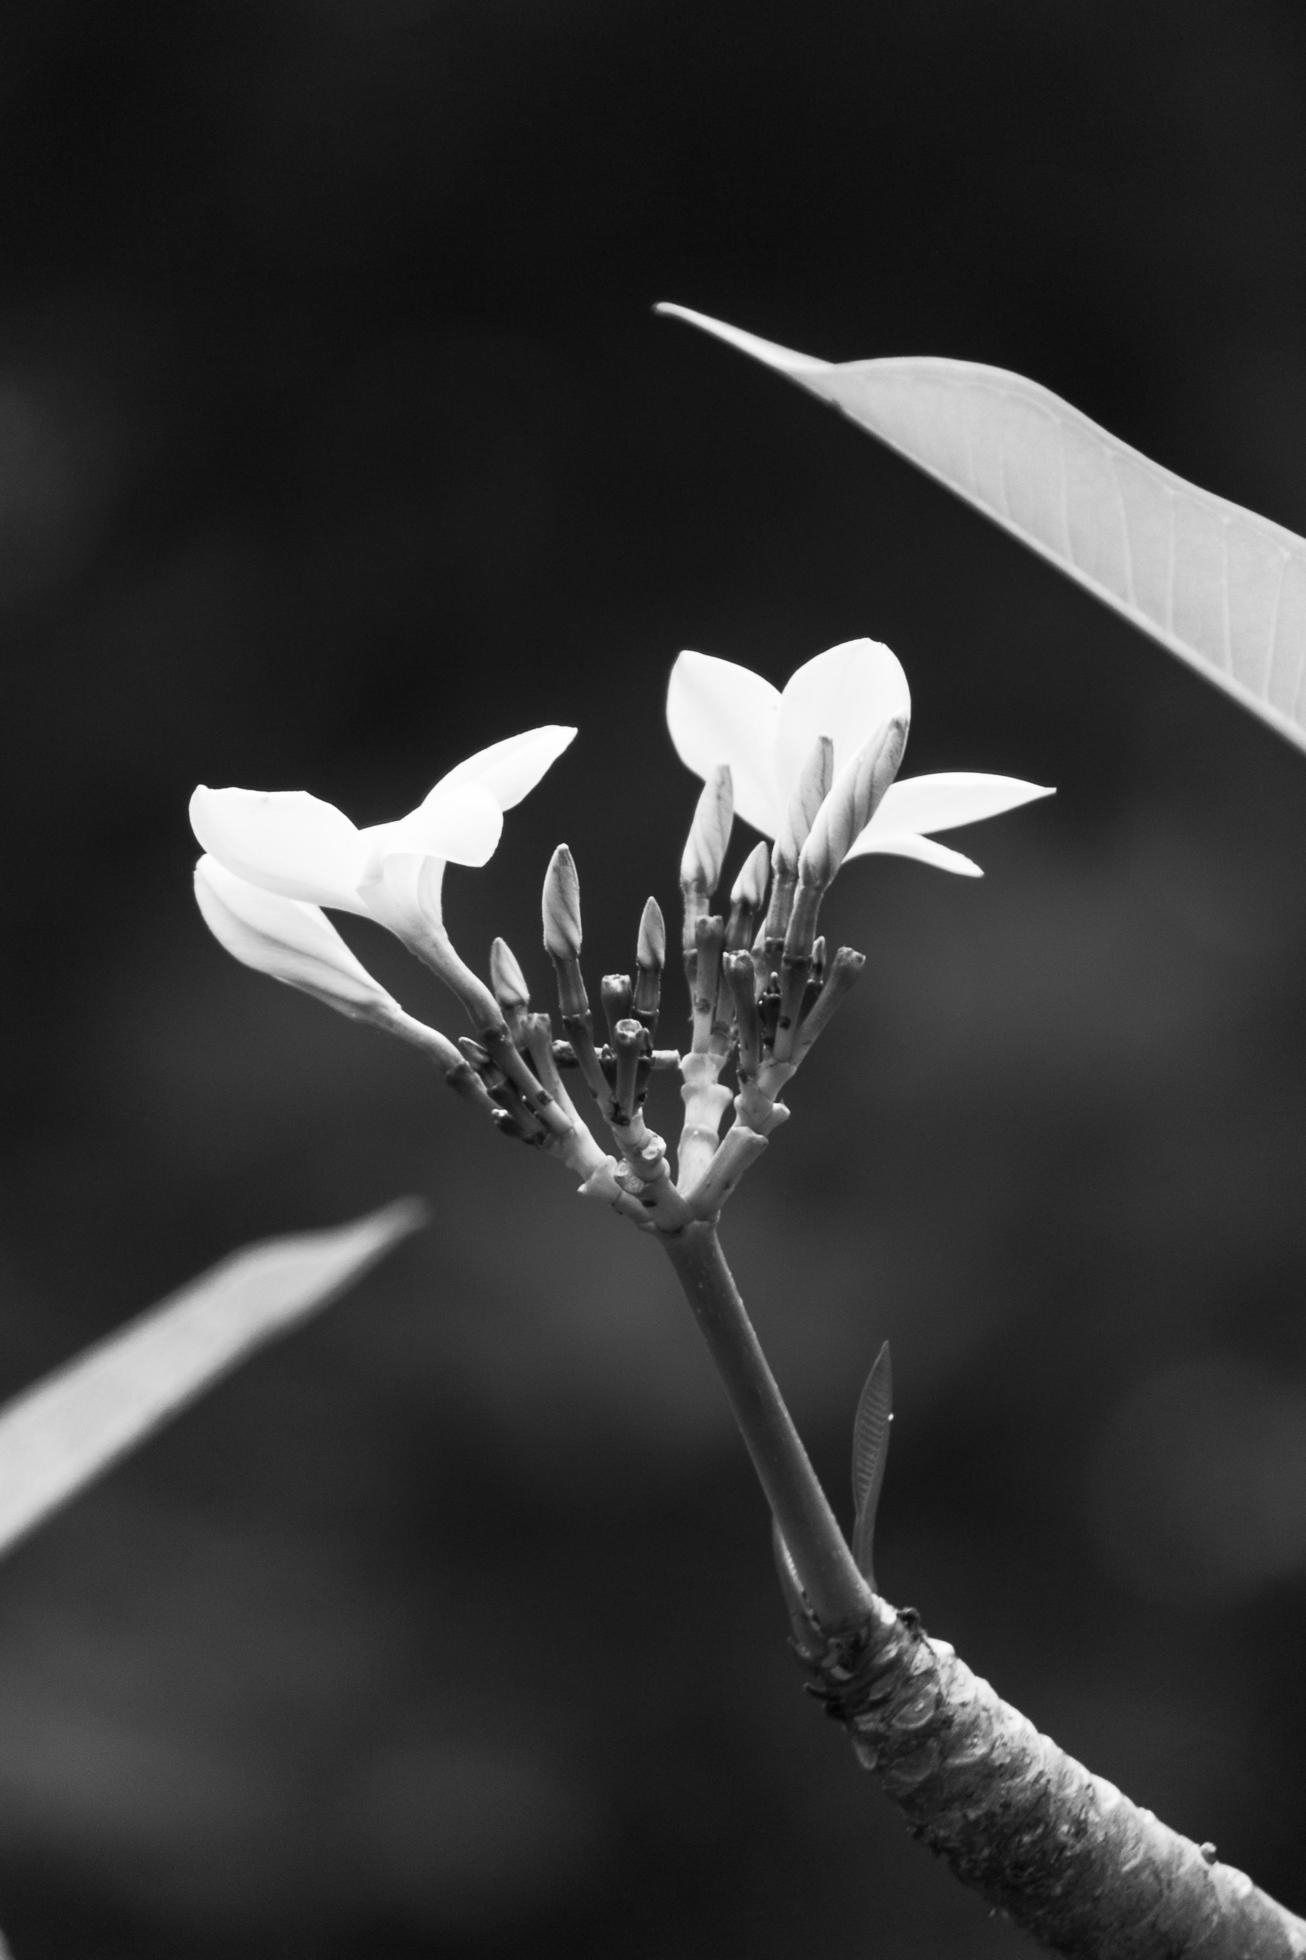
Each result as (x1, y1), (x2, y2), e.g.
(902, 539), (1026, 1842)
(193, 852), (518, 1138)
(666, 639), (1052, 876)
(193, 852), (411, 1019)
(191, 725), (576, 951)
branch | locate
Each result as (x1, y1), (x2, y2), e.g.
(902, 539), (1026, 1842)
(796, 1604), (1306, 1958)
(657, 1219), (1306, 1958)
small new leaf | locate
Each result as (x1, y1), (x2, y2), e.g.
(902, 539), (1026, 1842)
(850, 1340), (893, 1592)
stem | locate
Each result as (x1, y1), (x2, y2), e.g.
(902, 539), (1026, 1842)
(658, 1221), (876, 1634)
(676, 1052), (732, 1191)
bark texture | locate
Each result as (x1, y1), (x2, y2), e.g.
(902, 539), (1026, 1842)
(799, 1606), (1306, 1959)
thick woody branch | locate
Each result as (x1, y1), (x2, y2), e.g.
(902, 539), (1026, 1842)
(795, 1608), (1306, 1959)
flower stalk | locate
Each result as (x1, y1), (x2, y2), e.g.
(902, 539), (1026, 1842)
(657, 1221), (875, 1633)
(610, 1018), (650, 1127)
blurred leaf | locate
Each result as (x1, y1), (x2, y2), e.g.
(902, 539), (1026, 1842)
(850, 1341), (892, 1590)
(659, 304), (1306, 755)
(0, 1200), (425, 1558)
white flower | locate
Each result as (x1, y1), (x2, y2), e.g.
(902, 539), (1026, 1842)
(666, 639), (1052, 876)
(190, 725), (577, 938)
(193, 854), (403, 1019)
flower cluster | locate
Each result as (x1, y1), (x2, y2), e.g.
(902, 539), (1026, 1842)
(190, 641), (1051, 1227)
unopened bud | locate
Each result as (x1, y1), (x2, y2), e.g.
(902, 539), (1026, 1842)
(799, 716), (908, 891)
(634, 895), (665, 1024)
(679, 764), (733, 902)
(636, 895), (666, 974)
(727, 839), (771, 952)
(776, 735), (834, 865)
(542, 844), (583, 962)
(729, 840), (771, 914)
(489, 937), (531, 1014)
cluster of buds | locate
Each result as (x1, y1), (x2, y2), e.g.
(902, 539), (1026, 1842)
(190, 641), (1051, 1233)
(504, 730), (888, 1226)
(669, 720), (904, 1214)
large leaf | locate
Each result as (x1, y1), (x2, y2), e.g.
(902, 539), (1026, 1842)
(0, 1199), (424, 1557)
(658, 303), (1306, 755)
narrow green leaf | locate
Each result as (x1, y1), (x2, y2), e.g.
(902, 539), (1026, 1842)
(658, 303), (1306, 755)
(850, 1341), (893, 1590)
(0, 1199), (425, 1558)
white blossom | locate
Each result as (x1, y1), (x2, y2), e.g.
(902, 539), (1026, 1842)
(667, 640), (1051, 876)
(190, 725), (576, 940)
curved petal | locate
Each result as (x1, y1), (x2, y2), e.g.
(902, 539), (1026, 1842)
(190, 786), (369, 913)
(844, 828), (984, 876)
(775, 640), (911, 793)
(194, 856), (396, 1010)
(666, 650), (783, 835)
(872, 772), (1055, 838)
(358, 853), (448, 940)
(365, 781), (503, 870)
(433, 725), (577, 811)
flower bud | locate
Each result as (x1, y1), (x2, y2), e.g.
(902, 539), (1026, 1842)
(636, 895), (666, 974)
(679, 764), (733, 902)
(775, 735), (833, 866)
(633, 896), (665, 1024)
(194, 855), (398, 1022)
(542, 844), (583, 962)
(489, 937), (531, 1015)
(726, 839), (771, 953)
(799, 716), (908, 891)
(729, 840), (771, 914)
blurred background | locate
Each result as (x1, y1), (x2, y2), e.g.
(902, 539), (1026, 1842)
(1, 2), (1305, 1954)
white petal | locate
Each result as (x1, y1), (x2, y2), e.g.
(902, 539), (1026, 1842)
(358, 853), (448, 940)
(433, 725), (577, 811)
(665, 650), (783, 835)
(872, 772), (1055, 838)
(365, 780), (504, 870)
(194, 856), (397, 1009)
(775, 640), (911, 793)
(189, 786), (369, 913)
(844, 829), (984, 876)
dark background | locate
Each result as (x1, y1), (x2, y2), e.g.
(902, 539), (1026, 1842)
(1, 3), (1305, 1954)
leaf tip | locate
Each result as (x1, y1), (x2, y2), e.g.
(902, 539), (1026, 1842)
(369, 1196), (430, 1244)
(652, 304), (826, 378)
